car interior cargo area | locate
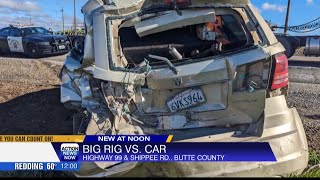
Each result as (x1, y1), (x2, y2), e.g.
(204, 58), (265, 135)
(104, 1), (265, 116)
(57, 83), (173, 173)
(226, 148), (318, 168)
(118, 12), (251, 68)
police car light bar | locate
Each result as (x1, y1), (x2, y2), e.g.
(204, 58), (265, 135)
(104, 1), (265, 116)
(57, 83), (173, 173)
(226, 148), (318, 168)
(9, 23), (35, 28)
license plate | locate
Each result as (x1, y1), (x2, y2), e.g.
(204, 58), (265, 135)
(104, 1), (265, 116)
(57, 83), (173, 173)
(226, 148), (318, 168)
(58, 45), (66, 50)
(167, 88), (206, 113)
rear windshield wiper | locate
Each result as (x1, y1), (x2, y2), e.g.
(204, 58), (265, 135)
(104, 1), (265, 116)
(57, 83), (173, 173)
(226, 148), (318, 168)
(148, 54), (179, 75)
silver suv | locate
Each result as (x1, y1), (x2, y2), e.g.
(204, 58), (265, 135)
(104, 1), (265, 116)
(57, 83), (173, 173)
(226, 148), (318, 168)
(60, 0), (308, 177)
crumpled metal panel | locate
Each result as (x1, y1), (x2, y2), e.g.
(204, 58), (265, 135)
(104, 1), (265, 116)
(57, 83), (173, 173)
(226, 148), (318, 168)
(61, 54), (100, 109)
(190, 0), (249, 6)
(135, 9), (216, 37)
(146, 58), (228, 90)
(74, 96), (308, 177)
(141, 0), (250, 9)
(81, 0), (104, 67)
(103, 0), (144, 8)
(95, 0), (144, 16)
(60, 71), (81, 103)
(64, 55), (81, 71)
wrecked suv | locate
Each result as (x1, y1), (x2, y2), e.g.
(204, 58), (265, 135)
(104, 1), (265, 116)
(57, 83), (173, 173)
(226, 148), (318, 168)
(60, 0), (308, 177)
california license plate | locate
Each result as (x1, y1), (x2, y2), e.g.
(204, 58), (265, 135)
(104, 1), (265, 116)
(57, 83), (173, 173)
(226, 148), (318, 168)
(167, 88), (206, 113)
(58, 45), (66, 50)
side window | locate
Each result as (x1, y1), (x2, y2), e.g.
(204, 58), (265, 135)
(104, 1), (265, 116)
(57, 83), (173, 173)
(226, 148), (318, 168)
(0, 28), (10, 36)
(10, 28), (21, 37)
(21, 29), (26, 36)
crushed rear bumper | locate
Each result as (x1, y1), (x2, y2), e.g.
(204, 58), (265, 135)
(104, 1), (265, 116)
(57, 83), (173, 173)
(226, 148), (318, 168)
(73, 95), (308, 177)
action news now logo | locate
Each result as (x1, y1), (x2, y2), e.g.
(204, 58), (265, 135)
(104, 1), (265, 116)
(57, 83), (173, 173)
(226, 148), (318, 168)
(60, 143), (79, 161)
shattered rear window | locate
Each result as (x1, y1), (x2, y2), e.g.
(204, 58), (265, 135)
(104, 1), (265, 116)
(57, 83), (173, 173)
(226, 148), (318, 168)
(114, 9), (253, 69)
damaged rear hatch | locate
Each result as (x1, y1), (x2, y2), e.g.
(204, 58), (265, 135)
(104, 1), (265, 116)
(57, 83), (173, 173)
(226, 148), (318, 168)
(93, 0), (272, 134)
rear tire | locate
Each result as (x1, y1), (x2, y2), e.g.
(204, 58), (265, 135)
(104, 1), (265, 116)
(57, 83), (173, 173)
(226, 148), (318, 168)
(26, 43), (40, 58)
(277, 37), (295, 58)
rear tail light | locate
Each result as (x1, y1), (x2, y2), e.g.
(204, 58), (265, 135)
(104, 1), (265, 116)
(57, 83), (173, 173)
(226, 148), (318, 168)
(271, 54), (289, 90)
(233, 60), (271, 93)
(233, 54), (288, 93)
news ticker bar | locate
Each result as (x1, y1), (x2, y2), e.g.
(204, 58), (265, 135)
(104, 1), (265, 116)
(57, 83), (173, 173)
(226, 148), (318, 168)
(0, 162), (81, 171)
(0, 135), (173, 143)
(0, 135), (277, 169)
(53, 142), (277, 162)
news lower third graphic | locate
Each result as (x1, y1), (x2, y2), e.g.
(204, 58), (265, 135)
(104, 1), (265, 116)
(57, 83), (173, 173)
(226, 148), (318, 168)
(0, 135), (277, 171)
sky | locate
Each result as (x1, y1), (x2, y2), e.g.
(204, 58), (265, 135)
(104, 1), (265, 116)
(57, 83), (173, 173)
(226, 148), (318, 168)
(252, 0), (320, 35)
(0, 0), (88, 31)
(0, 0), (319, 35)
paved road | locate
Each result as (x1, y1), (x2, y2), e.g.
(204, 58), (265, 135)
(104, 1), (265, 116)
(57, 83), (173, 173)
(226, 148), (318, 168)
(289, 66), (320, 84)
(290, 55), (320, 67)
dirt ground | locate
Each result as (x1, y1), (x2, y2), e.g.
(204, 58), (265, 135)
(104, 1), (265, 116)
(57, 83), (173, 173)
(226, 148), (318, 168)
(294, 47), (305, 56)
(0, 54), (73, 135)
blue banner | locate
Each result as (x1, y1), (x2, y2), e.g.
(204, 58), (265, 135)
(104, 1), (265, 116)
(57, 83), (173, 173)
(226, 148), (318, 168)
(0, 136), (278, 171)
(52, 141), (277, 162)
(0, 162), (81, 171)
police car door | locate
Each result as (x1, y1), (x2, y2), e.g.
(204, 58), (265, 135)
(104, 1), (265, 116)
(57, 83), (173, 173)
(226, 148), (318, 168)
(8, 28), (24, 53)
(0, 27), (10, 52)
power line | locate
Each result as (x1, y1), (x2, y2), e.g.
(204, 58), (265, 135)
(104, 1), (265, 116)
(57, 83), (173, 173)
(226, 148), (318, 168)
(277, 0), (320, 33)
(277, 17), (320, 33)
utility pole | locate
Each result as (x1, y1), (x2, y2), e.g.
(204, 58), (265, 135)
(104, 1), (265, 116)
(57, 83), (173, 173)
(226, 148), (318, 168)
(60, 6), (65, 35)
(28, 10), (32, 24)
(284, 0), (291, 34)
(74, 0), (77, 35)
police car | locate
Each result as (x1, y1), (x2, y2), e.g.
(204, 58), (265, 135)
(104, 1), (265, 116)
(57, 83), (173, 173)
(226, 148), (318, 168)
(0, 25), (71, 58)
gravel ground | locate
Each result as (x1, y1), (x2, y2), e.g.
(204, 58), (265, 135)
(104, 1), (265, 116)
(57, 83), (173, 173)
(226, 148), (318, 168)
(0, 54), (73, 135)
(282, 46), (320, 151)
(294, 47), (305, 57)
(287, 82), (320, 152)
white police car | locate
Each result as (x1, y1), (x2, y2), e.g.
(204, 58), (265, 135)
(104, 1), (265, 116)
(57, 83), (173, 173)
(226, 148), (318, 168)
(0, 25), (71, 58)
